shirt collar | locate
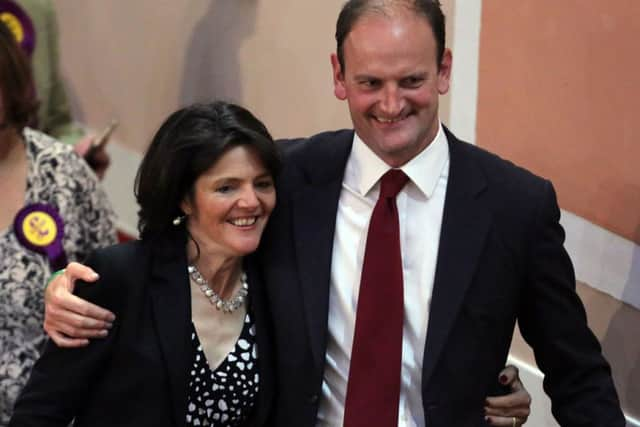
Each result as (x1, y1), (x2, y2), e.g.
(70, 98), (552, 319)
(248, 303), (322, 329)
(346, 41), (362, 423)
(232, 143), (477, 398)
(344, 123), (450, 198)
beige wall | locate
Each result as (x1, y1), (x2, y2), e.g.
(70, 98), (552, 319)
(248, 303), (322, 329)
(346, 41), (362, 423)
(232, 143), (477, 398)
(53, 0), (351, 153)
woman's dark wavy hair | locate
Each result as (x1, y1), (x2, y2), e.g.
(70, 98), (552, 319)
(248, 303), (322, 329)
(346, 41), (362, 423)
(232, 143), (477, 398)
(134, 101), (281, 239)
(0, 22), (38, 130)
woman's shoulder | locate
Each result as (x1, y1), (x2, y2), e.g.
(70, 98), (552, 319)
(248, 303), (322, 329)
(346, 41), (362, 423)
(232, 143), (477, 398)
(87, 237), (185, 281)
(87, 240), (149, 272)
(74, 240), (151, 304)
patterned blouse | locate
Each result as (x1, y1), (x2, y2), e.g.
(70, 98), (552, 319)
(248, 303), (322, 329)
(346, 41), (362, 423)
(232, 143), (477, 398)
(186, 312), (259, 427)
(0, 128), (117, 425)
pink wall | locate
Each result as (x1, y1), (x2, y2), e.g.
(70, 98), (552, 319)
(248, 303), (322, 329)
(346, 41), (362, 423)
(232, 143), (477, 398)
(477, 0), (640, 244)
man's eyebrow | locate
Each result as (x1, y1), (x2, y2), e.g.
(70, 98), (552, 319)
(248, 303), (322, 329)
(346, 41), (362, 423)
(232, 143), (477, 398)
(352, 73), (379, 80)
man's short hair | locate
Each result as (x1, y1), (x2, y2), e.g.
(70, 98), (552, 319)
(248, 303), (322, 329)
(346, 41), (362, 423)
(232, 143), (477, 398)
(335, 0), (446, 71)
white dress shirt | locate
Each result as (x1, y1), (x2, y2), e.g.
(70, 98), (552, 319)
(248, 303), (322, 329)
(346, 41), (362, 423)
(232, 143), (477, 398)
(316, 124), (450, 427)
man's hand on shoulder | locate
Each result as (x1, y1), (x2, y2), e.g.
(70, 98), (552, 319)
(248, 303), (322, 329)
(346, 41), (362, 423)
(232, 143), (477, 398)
(44, 262), (115, 347)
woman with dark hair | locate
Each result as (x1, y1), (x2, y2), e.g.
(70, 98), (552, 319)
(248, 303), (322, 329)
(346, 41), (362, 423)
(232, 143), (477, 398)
(0, 22), (116, 425)
(10, 101), (280, 427)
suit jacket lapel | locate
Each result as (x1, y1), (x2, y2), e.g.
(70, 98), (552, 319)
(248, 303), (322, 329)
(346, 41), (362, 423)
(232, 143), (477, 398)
(422, 130), (492, 388)
(290, 131), (353, 370)
(148, 237), (191, 427)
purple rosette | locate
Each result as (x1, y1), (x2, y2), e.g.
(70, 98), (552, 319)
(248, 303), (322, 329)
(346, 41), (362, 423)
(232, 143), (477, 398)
(0, 0), (36, 56)
(13, 203), (67, 270)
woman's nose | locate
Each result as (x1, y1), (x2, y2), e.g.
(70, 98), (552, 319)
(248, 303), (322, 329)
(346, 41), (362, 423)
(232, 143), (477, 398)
(237, 187), (259, 208)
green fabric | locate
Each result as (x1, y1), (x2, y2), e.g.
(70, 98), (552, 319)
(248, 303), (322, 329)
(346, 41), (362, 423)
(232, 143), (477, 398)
(18, 0), (84, 145)
(44, 268), (65, 290)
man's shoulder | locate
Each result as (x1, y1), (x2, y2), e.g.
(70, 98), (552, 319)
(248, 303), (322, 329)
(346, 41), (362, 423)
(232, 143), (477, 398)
(447, 137), (556, 234)
(275, 129), (353, 187)
(448, 131), (549, 192)
(277, 129), (353, 159)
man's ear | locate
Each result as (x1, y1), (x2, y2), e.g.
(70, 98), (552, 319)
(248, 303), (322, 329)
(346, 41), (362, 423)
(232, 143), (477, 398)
(437, 48), (452, 95)
(330, 53), (347, 100)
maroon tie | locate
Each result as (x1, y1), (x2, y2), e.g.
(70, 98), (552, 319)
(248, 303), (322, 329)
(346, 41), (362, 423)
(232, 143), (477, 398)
(344, 169), (409, 427)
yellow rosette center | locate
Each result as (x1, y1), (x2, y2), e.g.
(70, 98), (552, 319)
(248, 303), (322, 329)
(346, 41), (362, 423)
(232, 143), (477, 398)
(0, 13), (24, 42)
(22, 212), (57, 247)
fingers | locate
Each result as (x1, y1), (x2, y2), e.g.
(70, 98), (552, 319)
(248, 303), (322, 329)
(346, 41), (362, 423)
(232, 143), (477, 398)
(485, 389), (531, 418)
(85, 146), (111, 179)
(44, 304), (113, 345)
(74, 135), (94, 157)
(499, 365), (523, 390)
(65, 262), (101, 287)
(485, 415), (526, 426)
(46, 289), (114, 325)
(43, 262), (115, 343)
(45, 292), (112, 327)
(48, 330), (90, 348)
(45, 264), (105, 317)
(485, 365), (531, 420)
(45, 262), (100, 303)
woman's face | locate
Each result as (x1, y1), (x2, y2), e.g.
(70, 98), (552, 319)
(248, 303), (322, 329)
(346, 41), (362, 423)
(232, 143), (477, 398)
(181, 145), (276, 258)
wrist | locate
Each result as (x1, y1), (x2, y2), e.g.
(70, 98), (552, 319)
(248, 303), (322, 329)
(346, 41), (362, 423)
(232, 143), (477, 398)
(45, 268), (65, 291)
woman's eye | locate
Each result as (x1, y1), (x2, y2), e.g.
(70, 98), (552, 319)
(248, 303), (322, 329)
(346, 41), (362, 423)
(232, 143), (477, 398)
(216, 185), (233, 194)
(255, 180), (274, 190)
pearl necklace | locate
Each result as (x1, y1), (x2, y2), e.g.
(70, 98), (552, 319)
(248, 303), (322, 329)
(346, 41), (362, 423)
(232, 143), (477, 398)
(187, 265), (248, 313)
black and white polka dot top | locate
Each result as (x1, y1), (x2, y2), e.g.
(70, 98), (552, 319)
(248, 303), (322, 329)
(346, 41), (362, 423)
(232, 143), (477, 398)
(186, 312), (259, 427)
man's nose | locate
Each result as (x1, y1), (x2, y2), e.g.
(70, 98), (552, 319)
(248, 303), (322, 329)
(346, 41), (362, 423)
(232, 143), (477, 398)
(379, 84), (404, 116)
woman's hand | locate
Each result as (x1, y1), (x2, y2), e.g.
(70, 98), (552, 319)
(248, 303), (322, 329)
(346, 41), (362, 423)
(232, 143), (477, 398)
(485, 365), (531, 426)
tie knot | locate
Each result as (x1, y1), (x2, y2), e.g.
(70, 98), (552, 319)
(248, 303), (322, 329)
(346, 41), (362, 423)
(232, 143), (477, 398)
(379, 169), (409, 199)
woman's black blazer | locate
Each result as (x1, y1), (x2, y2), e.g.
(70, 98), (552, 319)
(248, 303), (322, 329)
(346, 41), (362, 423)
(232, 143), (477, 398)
(10, 234), (274, 427)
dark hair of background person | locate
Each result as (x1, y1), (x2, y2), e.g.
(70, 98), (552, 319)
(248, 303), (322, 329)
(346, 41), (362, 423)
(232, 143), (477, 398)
(134, 101), (281, 239)
(0, 22), (38, 130)
(335, 0), (446, 72)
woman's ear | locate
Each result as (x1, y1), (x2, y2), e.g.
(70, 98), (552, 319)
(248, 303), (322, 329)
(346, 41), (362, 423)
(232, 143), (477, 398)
(180, 198), (192, 217)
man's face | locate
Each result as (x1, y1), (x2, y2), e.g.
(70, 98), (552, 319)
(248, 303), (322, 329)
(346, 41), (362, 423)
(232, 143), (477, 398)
(331, 9), (451, 167)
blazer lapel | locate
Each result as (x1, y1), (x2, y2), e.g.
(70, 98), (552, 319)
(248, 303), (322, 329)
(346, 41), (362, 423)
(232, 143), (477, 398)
(422, 131), (492, 388)
(290, 131), (353, 370)
(148, 237), (191, 427)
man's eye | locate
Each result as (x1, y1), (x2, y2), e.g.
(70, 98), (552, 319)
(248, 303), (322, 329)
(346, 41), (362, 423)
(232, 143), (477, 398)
(359, 80), (379, 88)
(402, 77), (424, 88)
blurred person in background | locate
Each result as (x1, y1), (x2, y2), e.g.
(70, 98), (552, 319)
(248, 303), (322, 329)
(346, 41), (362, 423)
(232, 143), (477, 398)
(0, 22), (116, 425)
(0, 0), (111, 178)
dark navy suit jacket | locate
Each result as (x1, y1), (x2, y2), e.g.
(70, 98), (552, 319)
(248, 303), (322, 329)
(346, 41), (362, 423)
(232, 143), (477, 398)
(257, 128), (624, 427)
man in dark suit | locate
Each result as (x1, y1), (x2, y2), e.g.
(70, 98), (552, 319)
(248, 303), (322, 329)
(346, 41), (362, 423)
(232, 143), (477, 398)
(254, 1), (623, 426)
(41, 1), (623, 426)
